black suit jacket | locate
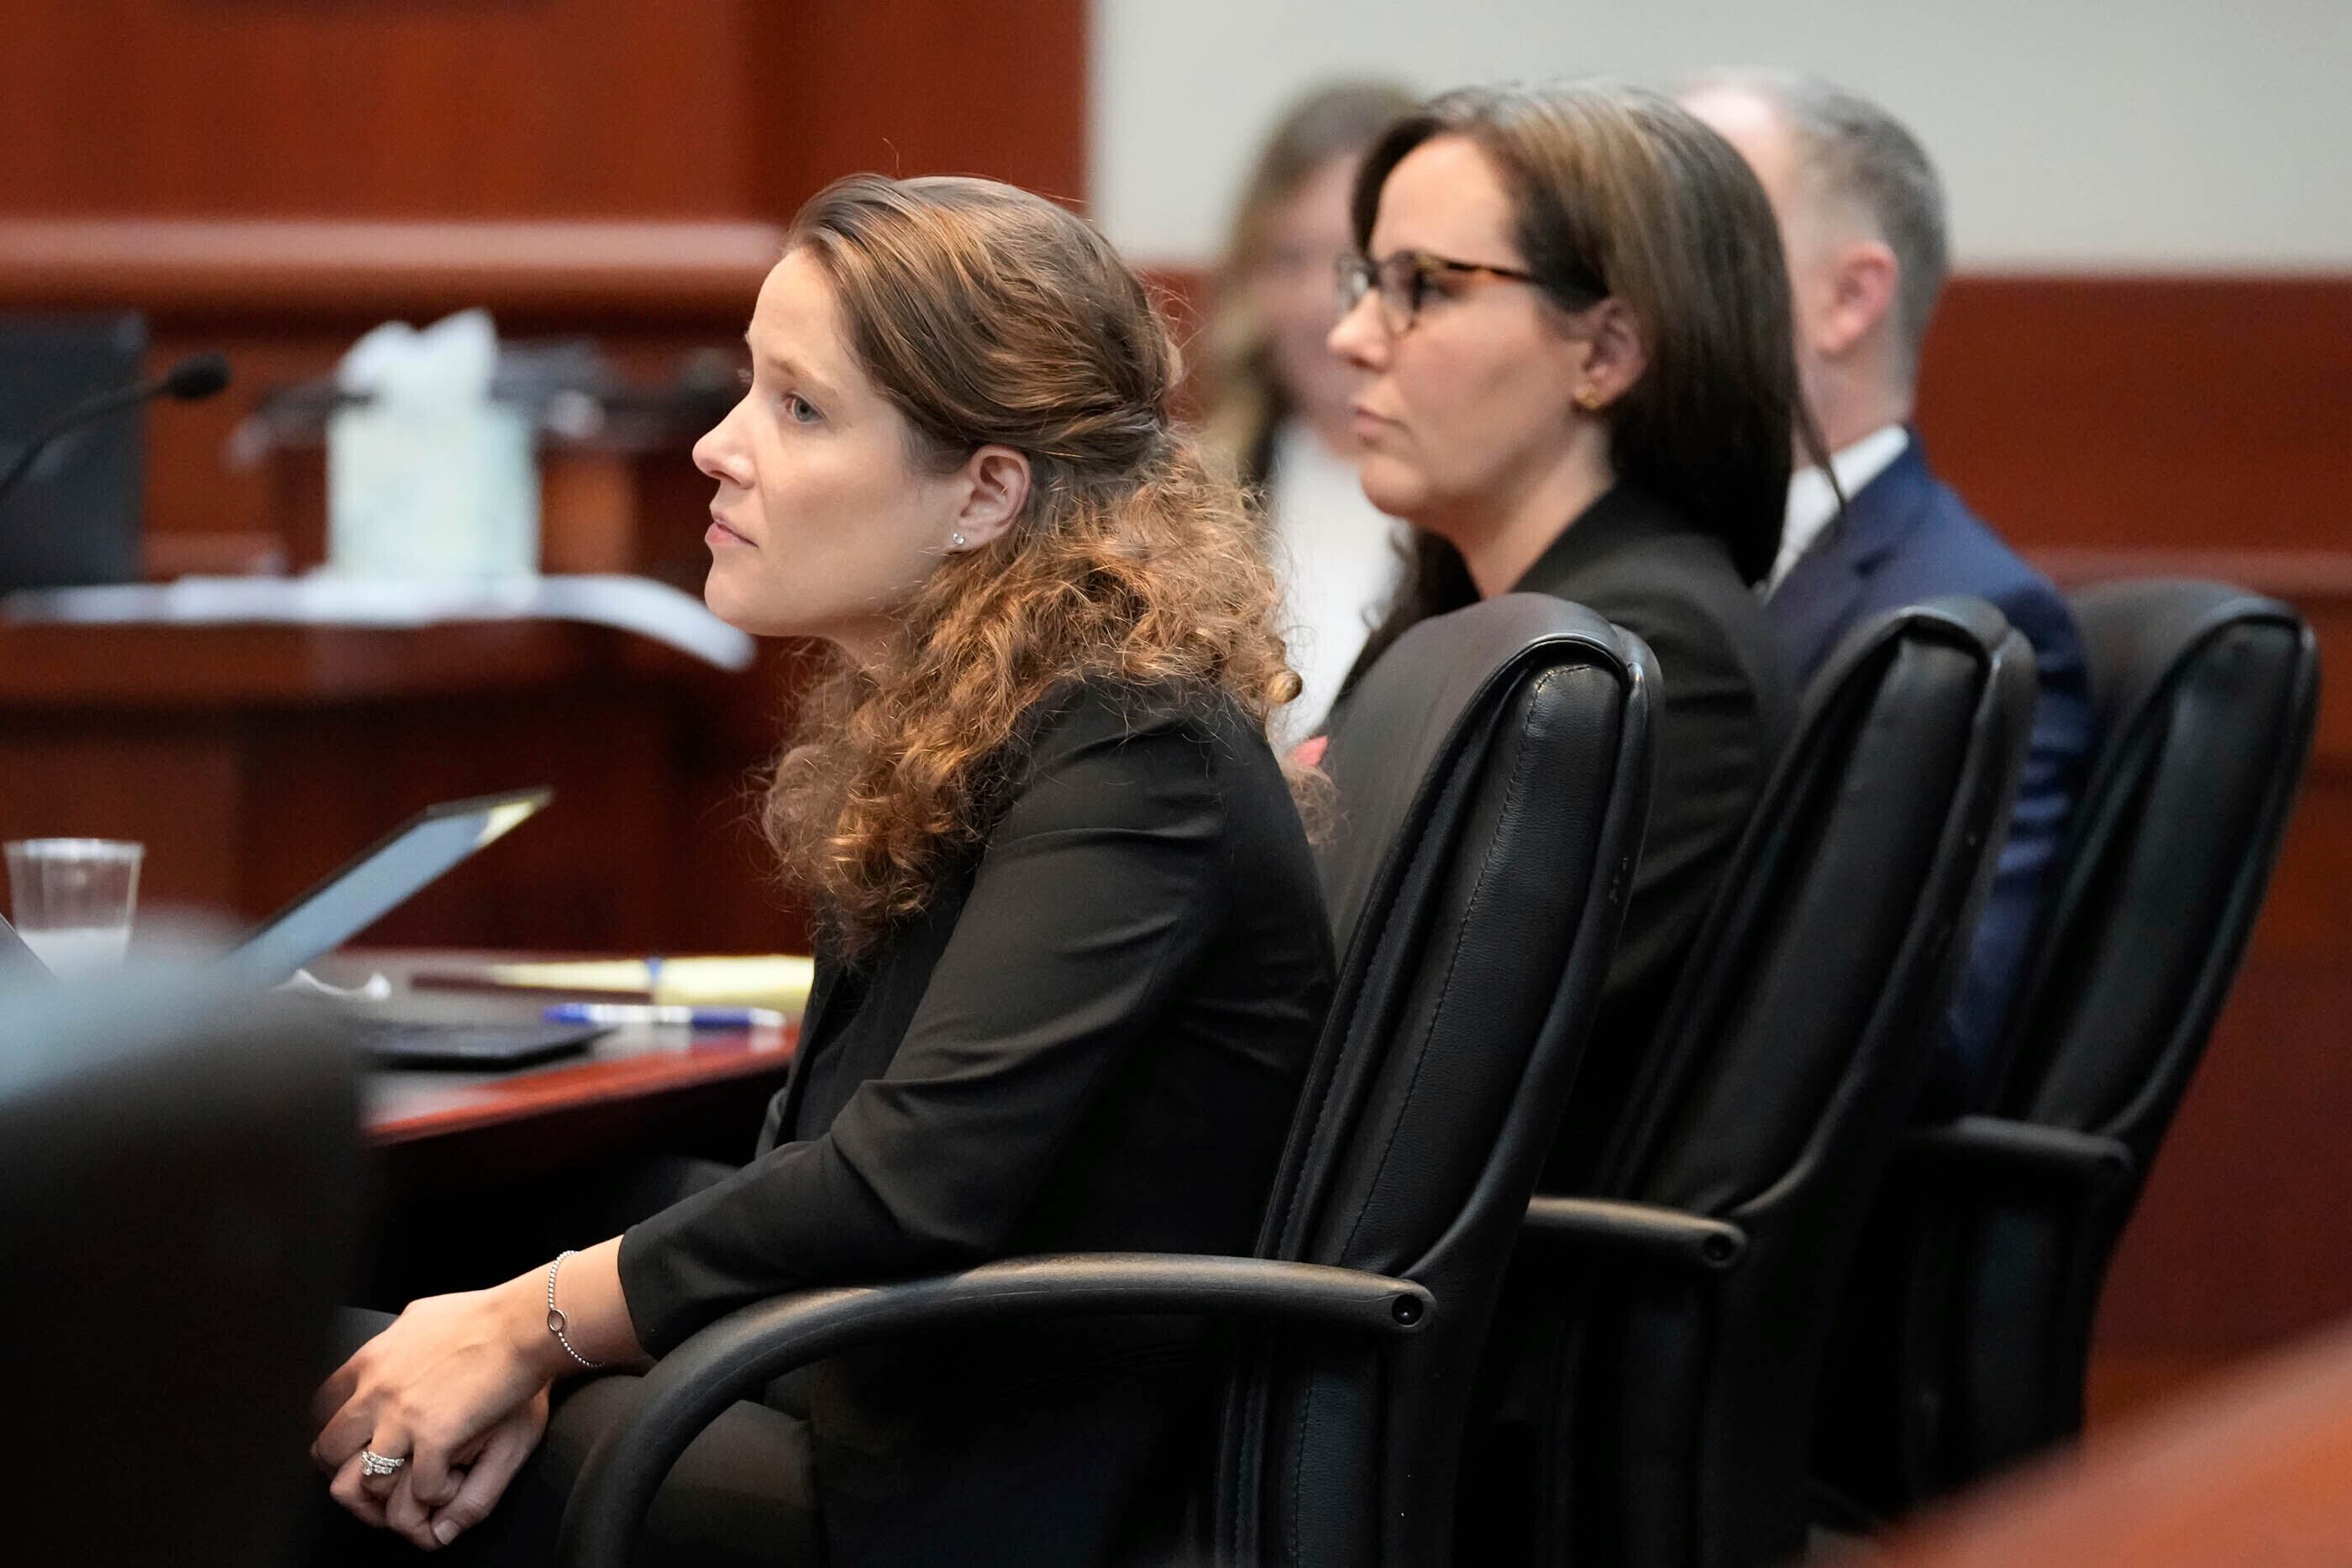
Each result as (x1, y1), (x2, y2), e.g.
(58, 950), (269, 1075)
(1769, 436), (2092, 1104)
(619, 679), (1333, 1567)
(1343, 483), (1793, 1175)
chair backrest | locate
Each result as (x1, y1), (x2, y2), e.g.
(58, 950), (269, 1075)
(3, 968), (363, 1567)
(1551, 598), (2036, 1568)
(1216, 593), (1655, 1568)
(1989, 579), (2318, 1156)
(1923, 580), (2321, 1481)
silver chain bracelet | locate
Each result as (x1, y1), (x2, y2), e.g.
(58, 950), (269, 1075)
(545, 1249), (603, 1370)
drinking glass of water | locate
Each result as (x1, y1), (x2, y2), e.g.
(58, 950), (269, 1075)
(4, 839), (144, 977)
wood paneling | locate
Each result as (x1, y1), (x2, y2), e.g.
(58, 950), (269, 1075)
(0, 1), (1089, 223)
(1919, 276), (2352, 554)
(0, 620), (810, 954)
(1887, 1317), (2352, 1566)
(0, 2), (763, 218)
(740, 0), (1089, 211)
(0, 219), (787, 319)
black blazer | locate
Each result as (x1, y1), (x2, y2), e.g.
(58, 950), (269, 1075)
(619, 679), (1334, 1567)
(1343, 483), (1793, 1174)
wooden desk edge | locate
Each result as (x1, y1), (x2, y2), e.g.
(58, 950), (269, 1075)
(369, 1025), (797, 1146)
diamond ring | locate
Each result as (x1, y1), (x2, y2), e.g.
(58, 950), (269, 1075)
(360, 1449), (408, 1478)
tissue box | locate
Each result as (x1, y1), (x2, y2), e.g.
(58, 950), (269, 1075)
(326, 309), (541, 580)
(328, 398), (539, 578)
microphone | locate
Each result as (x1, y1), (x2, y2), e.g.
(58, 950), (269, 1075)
(0, 351), (232, 515)
(159, 352), (232, 401)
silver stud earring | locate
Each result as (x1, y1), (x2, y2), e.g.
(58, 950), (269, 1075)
(950, 532), (967, 550)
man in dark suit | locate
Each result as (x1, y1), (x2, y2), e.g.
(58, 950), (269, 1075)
(1683, 72), (2095, 1103)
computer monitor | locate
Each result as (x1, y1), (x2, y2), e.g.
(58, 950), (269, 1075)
(0, 312), (147, 590)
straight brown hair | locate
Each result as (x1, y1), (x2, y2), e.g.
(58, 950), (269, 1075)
(1353, 81), (1818, 588)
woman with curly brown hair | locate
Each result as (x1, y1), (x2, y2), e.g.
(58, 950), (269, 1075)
(309, 175), (1336, 1567)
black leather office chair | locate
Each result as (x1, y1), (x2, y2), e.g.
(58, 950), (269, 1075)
(1465, 597), (2036, 1568)
(1813, 580), (2319, 1518)
(5, 968), (364, 1567)
(556, 594), (1656, 1568)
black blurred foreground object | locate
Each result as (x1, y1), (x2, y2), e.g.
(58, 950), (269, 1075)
(1467, 596), (2037, 1568)
(3, 969), (363, 1566)
(554, 595), (1656, 1567)
(1817, 579), (2320, 1522)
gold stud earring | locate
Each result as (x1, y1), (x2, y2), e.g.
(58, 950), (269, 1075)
(1576, 388), (1604, 412)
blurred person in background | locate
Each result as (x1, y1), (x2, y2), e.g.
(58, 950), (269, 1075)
(1204, 78), (1420, 741)
(1683, 71), (2093, 1105)
(1329, 81), (1802, 1154)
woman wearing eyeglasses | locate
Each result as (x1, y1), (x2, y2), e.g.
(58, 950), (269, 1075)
(1328, 81), (1807, 1160)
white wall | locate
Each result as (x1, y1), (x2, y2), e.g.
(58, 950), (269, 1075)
(1089, 0), (2352, 271)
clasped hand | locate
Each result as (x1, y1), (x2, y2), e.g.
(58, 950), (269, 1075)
(311, 1282), (559, 1551)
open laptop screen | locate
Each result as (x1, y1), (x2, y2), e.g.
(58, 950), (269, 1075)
(224, 788), (549, 987)
(0, 910), (49, 983)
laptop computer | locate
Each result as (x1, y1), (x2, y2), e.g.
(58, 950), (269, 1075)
(224, 787), (551, 988)
(1, 787), (606, 1067)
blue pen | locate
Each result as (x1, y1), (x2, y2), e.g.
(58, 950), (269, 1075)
(543, 1002), (786, 1030)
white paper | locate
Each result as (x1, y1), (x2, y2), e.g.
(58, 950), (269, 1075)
(329, 309), (538, 579)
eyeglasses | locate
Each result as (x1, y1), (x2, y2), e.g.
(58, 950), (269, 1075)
(1335, 249), (1541, 334)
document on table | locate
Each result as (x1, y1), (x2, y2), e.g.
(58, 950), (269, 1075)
(415, 954), (816, 1015)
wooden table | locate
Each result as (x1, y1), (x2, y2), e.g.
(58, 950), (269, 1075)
(1882, 1314), (2352, 1566)
(330, 949), (801, 1299)
(330, 949), (795, 1173)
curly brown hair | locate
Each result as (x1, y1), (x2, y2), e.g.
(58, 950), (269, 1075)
(760, 175), (1315, 954)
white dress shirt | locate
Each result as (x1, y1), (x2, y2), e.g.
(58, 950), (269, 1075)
(1263, 419), (1407, 744)
(1767, 423), (1910, 592)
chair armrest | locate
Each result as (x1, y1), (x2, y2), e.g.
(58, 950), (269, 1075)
(1520, 1195), (1748, 1272)
(1898, 1115), (2135, 1190)
(555, 1252), (1430, 1568)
